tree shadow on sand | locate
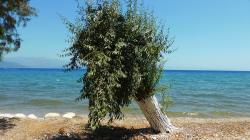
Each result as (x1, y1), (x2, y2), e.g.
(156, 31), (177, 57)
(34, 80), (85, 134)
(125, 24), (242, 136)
(0, 118), (16, 134)
(50, 126), (155, 140)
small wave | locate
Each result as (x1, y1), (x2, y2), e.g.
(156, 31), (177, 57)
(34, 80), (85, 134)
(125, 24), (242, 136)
(207, 111), (248, 117)
(24, 99), (64, 106)
(166, 112), (202, 117)
(0, 95), (8, 100)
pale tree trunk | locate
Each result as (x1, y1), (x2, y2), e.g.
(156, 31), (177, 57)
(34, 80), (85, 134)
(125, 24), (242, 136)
(136, 95), (176, 133)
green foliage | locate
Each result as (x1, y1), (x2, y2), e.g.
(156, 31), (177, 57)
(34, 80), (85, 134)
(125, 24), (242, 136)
(160, 94), (173, 112)
(157, 84), (174, 112)
(64, 0), (173, 129)
(0, 0), (36, 60)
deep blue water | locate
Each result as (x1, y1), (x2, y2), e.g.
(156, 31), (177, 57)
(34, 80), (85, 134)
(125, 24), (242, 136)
(0, 68), (250, 117)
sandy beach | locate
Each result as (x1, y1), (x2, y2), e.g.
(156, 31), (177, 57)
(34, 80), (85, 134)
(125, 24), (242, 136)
(1, 115), (250, 140)
(1, 0), (250, 140)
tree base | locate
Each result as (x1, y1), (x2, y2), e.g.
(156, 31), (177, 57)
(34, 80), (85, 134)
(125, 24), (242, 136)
(136, 95), (177, 133)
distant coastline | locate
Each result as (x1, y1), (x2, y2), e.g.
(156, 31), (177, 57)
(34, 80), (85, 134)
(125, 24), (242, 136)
(0, 57), (65, 69)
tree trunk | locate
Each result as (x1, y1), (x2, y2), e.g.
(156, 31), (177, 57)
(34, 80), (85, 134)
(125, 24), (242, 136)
(136, 95), (176, 133)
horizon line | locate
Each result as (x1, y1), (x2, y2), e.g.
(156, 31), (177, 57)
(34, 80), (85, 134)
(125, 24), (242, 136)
(1, 67), (250, 72)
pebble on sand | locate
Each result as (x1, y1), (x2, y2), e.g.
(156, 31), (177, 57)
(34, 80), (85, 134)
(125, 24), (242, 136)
(44, 113), (61, 118)
(62, 112), (76, 119)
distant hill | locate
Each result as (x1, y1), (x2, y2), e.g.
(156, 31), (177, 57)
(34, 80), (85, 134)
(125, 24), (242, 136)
(1, 57), (66, 68)
(0, 61), (27, 68)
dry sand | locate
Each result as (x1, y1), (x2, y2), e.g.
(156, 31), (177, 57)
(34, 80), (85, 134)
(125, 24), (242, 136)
(1, 116), (250, 140)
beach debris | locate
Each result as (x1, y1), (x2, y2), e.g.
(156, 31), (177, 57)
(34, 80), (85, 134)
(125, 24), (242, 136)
(45, 113), (60, 118)
(28, 114), (38, 119)
(62, 112), (76, 119)
(38, 117), (45, 120)
(58, 127), (66, 135)
(14, 113), (26, 118)
(187, 112), (199, 116)
(0, 113), (14, 118)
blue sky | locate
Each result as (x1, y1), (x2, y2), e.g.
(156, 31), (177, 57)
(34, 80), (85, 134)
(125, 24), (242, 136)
(5, 0), (250, 70)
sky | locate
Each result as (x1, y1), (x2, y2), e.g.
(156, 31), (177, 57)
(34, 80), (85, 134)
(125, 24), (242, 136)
(4, 0), (250, 71)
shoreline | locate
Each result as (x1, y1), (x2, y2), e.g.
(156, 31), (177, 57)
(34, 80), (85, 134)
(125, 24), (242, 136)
(1, 110), (250, 120)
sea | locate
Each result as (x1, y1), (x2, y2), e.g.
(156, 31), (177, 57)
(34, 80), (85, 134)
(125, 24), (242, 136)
(0, 68), (250, 118)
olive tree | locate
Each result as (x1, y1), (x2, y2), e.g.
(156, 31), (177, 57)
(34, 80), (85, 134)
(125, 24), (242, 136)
(65, 0), (176, 133)
(0, 0), (36, 60)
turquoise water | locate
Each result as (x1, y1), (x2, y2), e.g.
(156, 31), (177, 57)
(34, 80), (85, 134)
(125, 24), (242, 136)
(0, 68), (250, 117)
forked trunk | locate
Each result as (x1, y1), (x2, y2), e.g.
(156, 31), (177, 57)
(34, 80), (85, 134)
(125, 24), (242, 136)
(136, 95), (176, 133)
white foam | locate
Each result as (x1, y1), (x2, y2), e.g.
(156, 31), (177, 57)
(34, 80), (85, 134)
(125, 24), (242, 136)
(14, 113), (26, 118)
(27, 114), (38, 119)
(0, 113), (14, 118)
(63, 112), (76, 119)
(44, 113), (60, 118)
(0, 112), (79, 120)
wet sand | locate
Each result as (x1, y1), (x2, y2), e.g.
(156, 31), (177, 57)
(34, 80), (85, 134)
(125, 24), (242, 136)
(1, 116), (250, 140)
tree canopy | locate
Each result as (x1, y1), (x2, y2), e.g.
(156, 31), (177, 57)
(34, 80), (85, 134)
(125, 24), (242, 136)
(65, 0), (173, 129)
(0, 0), (36, 60)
